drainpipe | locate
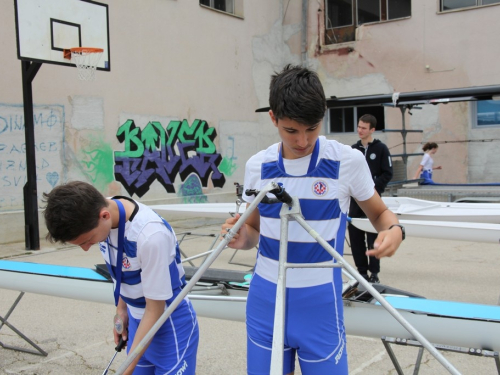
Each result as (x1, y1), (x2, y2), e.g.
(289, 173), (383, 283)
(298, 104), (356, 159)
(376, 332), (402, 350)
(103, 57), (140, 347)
(301, 0), (308, 65)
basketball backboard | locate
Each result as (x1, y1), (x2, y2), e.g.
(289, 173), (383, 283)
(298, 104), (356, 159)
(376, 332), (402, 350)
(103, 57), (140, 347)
(14, 0), (110, 71)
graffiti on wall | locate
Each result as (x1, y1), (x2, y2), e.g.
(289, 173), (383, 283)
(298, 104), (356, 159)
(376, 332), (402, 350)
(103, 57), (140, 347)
(114, 119), (226, 197)
(0, 104), (64, 211)
(218, 135), (238, 177)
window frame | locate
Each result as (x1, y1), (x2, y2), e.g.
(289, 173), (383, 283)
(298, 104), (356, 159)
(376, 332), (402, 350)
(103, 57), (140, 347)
(327, 105), (386, 134)
(440, 0), (500, 12)
(199, 0), (244, 19)
(324, 0), (411, 45)
(471, 100), (500, 129)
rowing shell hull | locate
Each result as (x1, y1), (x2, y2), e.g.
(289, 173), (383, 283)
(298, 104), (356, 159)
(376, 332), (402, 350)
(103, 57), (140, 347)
(383, 197), (500, 224)
(1, 261), (500, 351)
(350, 218), (500, 243)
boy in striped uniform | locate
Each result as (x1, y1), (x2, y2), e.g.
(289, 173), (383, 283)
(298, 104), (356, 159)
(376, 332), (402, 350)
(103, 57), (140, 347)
(222, 65), (404, 375)
(43, 181), (199, 375)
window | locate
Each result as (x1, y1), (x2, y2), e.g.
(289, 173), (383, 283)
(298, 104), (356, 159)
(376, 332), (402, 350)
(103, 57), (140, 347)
(200, 0), (234, 13)
(441, 0), (500, 12)
(473, 100), (500, 127)
(200, 0), (244, 17)
(325, 0), (411, 45)
(328, 105), (386, 133)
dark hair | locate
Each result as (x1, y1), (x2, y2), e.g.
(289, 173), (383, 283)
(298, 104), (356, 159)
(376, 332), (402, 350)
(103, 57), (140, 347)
(422, 142), (438, 151)
(42, 181), (108, 243)
(358, 114), (377, 129)
(269, 64), (326, 126)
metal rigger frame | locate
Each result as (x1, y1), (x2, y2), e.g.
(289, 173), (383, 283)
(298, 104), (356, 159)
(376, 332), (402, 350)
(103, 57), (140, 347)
(114, 181), (461, 375)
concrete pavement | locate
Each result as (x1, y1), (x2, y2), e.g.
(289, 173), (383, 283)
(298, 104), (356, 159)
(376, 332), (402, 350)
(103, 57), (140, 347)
(1, 216), (500, 374)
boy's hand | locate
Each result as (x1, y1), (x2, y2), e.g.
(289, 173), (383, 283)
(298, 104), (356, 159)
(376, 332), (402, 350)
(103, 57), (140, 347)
(366, 226), (403, 259)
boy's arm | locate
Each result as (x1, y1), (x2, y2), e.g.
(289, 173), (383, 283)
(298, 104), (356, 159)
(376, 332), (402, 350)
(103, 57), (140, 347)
(221, 204), (260, 250)
(356, 192), (403, 259)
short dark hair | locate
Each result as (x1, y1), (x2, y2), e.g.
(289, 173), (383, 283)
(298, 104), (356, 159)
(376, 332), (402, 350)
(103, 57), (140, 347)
(422, 142), (438, 151)
(42, 181), (108, 243)
(358, 114), (377, 129)
(269, 64), (326, 126)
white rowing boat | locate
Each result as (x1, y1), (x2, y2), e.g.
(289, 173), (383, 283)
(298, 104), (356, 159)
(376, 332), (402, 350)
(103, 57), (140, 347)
(349, 218), (500, 244)
(151, 197), (500, 224)
(1, 260), (499, 352)
(383, 197), (500, 224)
(150, 202), (246, 219)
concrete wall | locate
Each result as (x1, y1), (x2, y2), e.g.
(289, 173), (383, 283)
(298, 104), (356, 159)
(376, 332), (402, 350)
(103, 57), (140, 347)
(1, 0), (500, 245)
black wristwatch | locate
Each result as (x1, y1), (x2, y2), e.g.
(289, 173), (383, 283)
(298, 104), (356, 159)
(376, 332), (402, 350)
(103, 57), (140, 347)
(388, 224), (405, 241)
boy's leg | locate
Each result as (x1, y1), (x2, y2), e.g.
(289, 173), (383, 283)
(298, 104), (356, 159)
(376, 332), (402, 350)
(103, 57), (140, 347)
(246, 274), (295, 375)
(127, 301), (199, 375)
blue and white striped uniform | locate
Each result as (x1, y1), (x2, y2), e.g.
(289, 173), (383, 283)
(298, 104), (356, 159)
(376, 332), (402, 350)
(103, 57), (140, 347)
(243, 136), (374, 375)
(99, 198), (199, 375)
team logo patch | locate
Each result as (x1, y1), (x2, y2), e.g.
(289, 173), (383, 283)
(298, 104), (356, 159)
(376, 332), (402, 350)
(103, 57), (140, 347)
(122, 257), (131, 269)
(370, 153), (376, 160)
(312, 180), (328, 196)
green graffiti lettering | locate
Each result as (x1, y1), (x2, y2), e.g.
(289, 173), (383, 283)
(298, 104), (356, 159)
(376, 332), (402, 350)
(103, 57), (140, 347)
(142, 121), (166, 151)
(115, 120), (144, 157)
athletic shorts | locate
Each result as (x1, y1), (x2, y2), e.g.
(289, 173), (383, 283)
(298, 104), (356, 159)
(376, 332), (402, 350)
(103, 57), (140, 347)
(246, 273), (348, 375)
(127, 299), (199, 375)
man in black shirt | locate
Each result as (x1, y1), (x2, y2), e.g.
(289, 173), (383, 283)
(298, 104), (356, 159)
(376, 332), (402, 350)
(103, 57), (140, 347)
(348, 114), (393, 283)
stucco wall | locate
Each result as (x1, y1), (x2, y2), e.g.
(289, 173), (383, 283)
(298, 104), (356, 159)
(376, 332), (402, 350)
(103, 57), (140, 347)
(2, 0), (500, 244)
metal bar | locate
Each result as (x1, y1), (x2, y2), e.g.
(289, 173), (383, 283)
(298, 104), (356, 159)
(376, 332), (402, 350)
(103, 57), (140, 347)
(0, 292), (47, 356)
(113, 182), (278, 375)
(382, 337), (405, 375)
(21, 61), (42, 250)
(269, 205), (291, 374)
(293, 213), (461, 374)
(414, 347), (424, 374)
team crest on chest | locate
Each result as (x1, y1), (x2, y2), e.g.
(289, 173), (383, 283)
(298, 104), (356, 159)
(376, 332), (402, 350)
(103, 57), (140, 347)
(122, 257), (131, 269)
(312, 180), (328, 196)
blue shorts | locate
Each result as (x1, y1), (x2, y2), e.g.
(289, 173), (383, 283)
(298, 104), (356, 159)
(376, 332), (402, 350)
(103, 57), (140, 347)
(246, 273), (348, 375)
(127, 299), (199, 375)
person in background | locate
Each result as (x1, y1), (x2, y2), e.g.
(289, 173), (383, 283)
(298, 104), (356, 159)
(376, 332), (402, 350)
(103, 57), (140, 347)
(43, 181), (199, 375)
(414, 142), (442, 182)
(347, 114), (393, 284)
(221, 65), (404, 375)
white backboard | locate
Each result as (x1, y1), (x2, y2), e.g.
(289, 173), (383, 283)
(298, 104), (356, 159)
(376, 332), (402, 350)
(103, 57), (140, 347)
(14, 0), (110, 71)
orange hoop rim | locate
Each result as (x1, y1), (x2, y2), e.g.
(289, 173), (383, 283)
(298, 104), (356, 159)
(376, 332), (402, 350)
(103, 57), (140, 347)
(63, 47), (103, 60)
(70, 47), (104, 53)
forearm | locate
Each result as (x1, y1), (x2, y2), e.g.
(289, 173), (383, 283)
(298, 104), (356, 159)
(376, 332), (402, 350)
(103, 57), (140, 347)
(368, 208), (399, 232)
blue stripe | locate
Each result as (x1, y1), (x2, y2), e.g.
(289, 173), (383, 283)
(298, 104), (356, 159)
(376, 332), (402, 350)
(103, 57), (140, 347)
(124, 240), (138, 258)
(121, 295), (146, 308)
(311, 159), (339, 179)
(259, 236), (335, 263)
(259, 199), (341, 221)
(382, 297), (500, 321)
(262, 159), (340, 180)
(262, 161), (284, 179)
(122, 269), (142, 285)
(0, 260), (108, 281)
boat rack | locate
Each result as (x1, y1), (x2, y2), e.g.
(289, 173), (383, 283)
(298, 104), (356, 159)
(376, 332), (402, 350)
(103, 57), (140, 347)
(0, 291), (47, 356)
(381, 336), (500, 375)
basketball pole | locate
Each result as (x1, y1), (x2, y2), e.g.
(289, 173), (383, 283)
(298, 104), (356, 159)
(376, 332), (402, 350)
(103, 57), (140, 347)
(21, 60), (42, 250)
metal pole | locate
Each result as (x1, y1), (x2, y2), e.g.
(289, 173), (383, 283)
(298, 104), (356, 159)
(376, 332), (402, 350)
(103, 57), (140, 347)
(21, 61), (42, 250)
(291, 212), (461, 375)
(113, 182), (277, 375)
(269, 208), (290, 374)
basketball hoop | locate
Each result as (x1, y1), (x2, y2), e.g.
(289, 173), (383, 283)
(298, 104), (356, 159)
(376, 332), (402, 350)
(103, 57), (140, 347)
(63, 47), (103, 81)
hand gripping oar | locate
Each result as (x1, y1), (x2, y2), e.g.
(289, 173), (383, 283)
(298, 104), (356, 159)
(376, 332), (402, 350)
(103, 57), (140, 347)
(103, 315), (127, 375)
(102, 336), (127, 375)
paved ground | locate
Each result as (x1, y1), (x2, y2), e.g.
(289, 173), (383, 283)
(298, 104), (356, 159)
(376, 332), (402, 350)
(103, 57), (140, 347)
(0, 216), (499, 374)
